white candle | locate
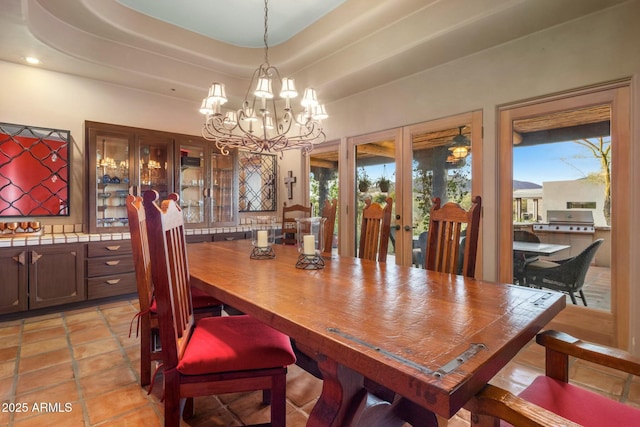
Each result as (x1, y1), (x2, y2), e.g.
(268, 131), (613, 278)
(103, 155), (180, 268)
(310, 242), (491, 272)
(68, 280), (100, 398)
(303, 234), (315, 255)
(257, 230), (268, 247)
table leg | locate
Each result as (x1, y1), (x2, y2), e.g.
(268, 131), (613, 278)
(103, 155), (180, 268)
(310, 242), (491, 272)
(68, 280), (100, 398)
(307, 354), (437, 427)
(307, 354), (366, 426)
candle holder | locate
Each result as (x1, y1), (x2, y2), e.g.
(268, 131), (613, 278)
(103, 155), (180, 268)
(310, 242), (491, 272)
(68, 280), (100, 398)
(295, 217), (326, 269)
(250, 216), (276, 259)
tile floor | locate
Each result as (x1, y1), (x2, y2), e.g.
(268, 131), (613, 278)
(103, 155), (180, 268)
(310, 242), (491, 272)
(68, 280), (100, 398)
(0, 297), (638, 427)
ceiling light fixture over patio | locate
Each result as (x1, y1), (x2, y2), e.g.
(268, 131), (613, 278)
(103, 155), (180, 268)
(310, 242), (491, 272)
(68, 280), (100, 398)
(449, 126), (470, 159)
(199, 0), (327, 155)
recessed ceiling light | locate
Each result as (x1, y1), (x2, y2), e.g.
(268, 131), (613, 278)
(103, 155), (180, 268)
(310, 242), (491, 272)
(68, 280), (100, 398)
(25, 57), (40, 65)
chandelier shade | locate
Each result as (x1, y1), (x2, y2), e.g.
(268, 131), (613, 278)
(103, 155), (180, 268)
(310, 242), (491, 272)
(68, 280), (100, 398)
(200, 0), (327, 155)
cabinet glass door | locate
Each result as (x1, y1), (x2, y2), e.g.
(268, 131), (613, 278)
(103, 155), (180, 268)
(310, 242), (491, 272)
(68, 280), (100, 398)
(95, 135), (132, 230)
(212, 153), (235, 224)
(138, 135), (172, 200)
(179, 144), (206, 225)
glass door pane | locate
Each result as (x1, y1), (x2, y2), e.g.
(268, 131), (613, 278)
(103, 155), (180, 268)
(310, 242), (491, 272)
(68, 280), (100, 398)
(410, 126), (472, 268)
(95, 135), (131, 230)
(512, 105), (612, 311)
(211, 152), (235, 224)
(309, 146), (339, 255)
(354, 141), (396, 260)
(138, 136), (171, 199)
(179, 144), (205, 225)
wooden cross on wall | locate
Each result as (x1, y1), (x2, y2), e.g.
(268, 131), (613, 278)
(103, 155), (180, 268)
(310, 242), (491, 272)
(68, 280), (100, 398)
(284, 170), (296, 200)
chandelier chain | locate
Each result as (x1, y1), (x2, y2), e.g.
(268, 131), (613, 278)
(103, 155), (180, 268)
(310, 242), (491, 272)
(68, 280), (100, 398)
(263, 0), (269, 65)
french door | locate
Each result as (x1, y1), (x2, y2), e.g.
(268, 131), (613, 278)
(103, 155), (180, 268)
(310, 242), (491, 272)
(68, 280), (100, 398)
(346, 111), (482, 270)
(498, 82), (631, 348)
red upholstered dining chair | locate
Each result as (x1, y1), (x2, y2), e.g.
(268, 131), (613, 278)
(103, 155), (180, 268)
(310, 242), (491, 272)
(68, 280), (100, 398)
(126, 194), (223, 387)
(320, 198), (337, 256)
(281, 202), (312, 245)
(142, 190), (296, 427)
(466, 330), (640, 426)
(424, 195), (481, 278)
(358, 197), (393, 262)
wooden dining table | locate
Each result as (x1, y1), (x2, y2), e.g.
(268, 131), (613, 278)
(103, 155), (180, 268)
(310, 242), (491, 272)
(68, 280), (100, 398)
(188, 240), (565, 426)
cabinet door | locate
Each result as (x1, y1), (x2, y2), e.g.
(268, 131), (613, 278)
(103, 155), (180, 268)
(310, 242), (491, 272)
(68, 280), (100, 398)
(87, 125), (134, 233)
(178, 137), (237, 227)
(137, 133), (173, 200)
(212, 151), (237, 225)
(178, 139), (208, 228)
(29, 244), (85, 309)
(86, 122), (175, 233)
(0, 248), (28, 314)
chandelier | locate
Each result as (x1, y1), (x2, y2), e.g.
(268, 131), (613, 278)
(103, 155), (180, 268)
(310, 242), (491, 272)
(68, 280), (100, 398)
(199, 0), (327, 155)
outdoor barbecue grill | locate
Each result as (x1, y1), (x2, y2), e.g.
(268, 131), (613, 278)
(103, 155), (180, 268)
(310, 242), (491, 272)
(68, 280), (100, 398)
(532, 210), (595, 234)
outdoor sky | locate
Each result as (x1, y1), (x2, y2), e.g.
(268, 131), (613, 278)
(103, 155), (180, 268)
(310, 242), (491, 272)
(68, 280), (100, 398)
(358, 139), (604, 186)
(513, 140), (604, 185)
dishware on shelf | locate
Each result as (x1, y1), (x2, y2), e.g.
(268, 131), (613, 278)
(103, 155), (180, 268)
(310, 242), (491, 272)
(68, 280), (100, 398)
(250, 216), (276, 259)
(295, 217), (326, 269)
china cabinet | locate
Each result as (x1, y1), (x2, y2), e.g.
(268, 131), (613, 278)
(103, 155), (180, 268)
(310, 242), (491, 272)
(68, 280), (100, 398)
(176, 136), (237, 228)
(86, 122), (238, 233)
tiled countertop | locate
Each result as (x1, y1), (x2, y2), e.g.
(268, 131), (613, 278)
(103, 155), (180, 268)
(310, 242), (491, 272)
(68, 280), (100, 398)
(0, 224), (255, 248)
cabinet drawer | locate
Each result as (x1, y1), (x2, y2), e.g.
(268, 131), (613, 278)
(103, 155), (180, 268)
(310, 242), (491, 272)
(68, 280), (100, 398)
(87, 241), (132, 258)
(86, 255), (134, 277)
(212, 232), (247, 241)
(87, 272), (137, 299)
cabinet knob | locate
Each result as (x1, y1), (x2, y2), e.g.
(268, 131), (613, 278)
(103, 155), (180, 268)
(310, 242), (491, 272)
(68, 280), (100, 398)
(13, 251), (27, 265)
(106, 279), (121, 285)
(106, 245), (121, 251)
(31, 250), (42, 264)
(105, 260), (121, 266)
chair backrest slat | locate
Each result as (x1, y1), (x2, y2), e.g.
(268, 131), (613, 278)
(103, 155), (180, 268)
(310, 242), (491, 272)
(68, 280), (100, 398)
(426, 196), (481, 277)
(358, 197), (393, 263)
(143, 190), (194, 368)
(321, 198), (337, 255)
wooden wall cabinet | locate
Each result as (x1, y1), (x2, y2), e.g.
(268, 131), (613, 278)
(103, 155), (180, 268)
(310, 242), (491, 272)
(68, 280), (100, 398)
(0, 244), (85, 314)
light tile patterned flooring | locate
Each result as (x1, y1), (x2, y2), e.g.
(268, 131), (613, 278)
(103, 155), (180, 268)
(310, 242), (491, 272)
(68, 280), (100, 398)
(0, 288), (637, 427)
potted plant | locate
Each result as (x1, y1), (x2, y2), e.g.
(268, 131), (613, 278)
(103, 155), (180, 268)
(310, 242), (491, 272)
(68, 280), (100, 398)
(377, 176), (391, 192)
(376, 165), (391, 192)
(358, 167), (372, 192)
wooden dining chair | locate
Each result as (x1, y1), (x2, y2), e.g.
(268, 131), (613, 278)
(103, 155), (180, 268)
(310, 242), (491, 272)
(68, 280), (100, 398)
(142, 190), (296, 427)
(466, 329), (640, 426)
(126, 194), (223, 387)
(281, 202), (312, 245)
(358, 197), (393, 262)
(320, 198), (337, 255)
(424, 195), (481, 278)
